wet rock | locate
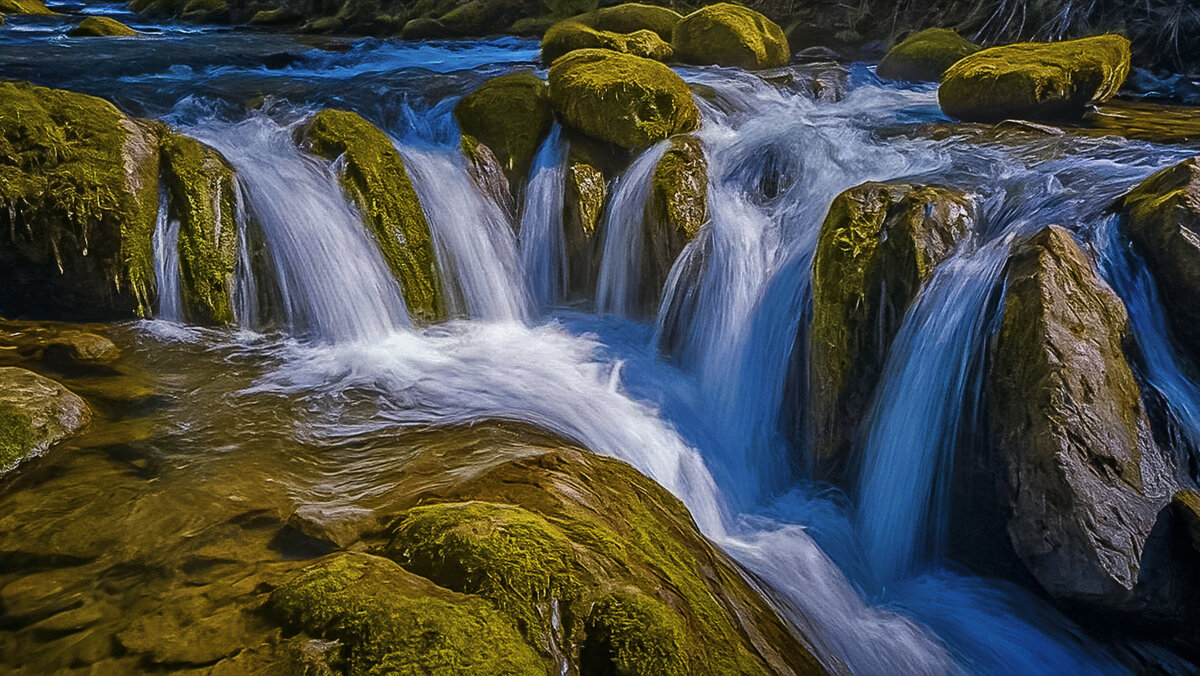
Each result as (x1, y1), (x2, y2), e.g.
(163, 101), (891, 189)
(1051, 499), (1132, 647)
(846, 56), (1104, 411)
(248, 7), (301, 25)
(0, 0), (53, 14)
(297, 109), (446, 323)
(160, 131), (240, 324)
(548, 49), (699, 150)
(876, 28), (979, 82)
(1080, 101), (1200, 145)
(461, 136), (517, 218)
(286, 504), (377, 549)
(41, 331), (121, 367)
(1114, 156), (1200, 363)
(757, 63), (849, 102)
(116, 597), (251, 666)
(454, 72), (553, 199)
(563, 143), (608, 297)
(939, 34), (1131, 122)
(67, 16), (139, 36)
(1174, 489), (1200, 555)
(672, 3), (789, 70)
(541, 19), (672, 64)
(437, 0), (539, 37)
(794, 45), (840, 63)
(399, 16), (447, 39)
(809, 183), (972, 481)
(641, 135), (706, 314)
(0, 82), (160, 320)
(0, 367), (91, 470)
(990, 225), (1172, 606)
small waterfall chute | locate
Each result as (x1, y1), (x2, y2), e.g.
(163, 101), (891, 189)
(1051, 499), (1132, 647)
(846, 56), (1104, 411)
(519, 125), (567, 312)
(152, 186), (184, 322)
(595, 142), (669, 317)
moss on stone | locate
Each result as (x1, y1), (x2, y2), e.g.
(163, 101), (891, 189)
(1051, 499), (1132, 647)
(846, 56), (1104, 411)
(180, 0), (227, 19)
(583, 591), (696, 675)
(563, 145), (607, 298)
(0, 367), (90, 472)
(939, 34), (1131, 122)
(542, 19), (672, 64)
(876, 27), (978, 82)
(640, 134), (706, 315)
(590, 3), (681, 41)
(672, 3), (789, 70)
(454, 72), (553, 195)
(548, 49), (699, 150)
(159, 131), (239, 325)
(0, 81), (160, 319)
(0, 0), (53, 15)
(438, 0), (532, 36)
(298, 109), (446, 323)
(248, 7), (301, 25)
(0, 404), (35, 469)
(67, 16), (139, 36)
(400, 16), (447, 38)
(268, 552), (546, 674)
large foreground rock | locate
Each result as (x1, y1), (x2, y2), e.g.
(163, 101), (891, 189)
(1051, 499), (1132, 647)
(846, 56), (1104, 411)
(1114, 156), (1200, 364)
(808, 183), (972, 480)
(0, 367), (91, 471)
(548, 49), (699, 150)
(939, 34), (1130, 122)
(454, 72), (553, 199)
(876, 28), (979, 82)
(672, 3), (789, 70)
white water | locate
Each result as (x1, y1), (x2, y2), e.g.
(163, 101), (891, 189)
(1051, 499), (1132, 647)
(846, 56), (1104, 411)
(152, 187), (184, 323)
(595, 142), (669, 317)
(520, 125), (567, 312)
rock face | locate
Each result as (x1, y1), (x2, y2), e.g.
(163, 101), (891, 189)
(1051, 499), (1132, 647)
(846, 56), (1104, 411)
(876, 27), (978, 82)
(672, 3), (789, 70)
(1114, 156), (1200, 364)
(641, 134), (707, 314)
(297, 109), (446, 323)
(160, 132), (240, 325)
(809, 183), (972, 480)
(0, 367), (91, 470)
(454, 72), (553, 199)
(548, 49), (699, 150)
(67, 16), (139, 36)
(939, 34), (1131, 122)
(563, 141), (608, 298)
(990, 225), (1171, 605)
(541, 19), (672, 64)
(0, 82), (160, 320)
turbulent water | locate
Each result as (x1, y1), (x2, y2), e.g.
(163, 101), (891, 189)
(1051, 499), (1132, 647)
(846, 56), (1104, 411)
(4, 5), (1200, 673)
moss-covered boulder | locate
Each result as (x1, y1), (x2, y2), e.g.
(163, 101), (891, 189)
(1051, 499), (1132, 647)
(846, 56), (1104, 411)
(1114, 156), (1200, 364)
(809, 183), (972, 480)
(248, 7), (301, 25)
(0, 367), (90, 471)
(563, 142), (608, 297)
(939, 34), (1131, 122)
(672, 3), (789, 70)
(0, 0), (53, 14)
(268, 552), (547, 674)
(438, 0), (538, 36)
(297, 109), (445, 323)
(400, 15), (447, 38)
(991, 225), (1168, 605)
(548, 49), (699, 150)
(159, 132), (240, 325)
(640, 134), (706, 314)
(590, 3), (680, 40)
(67, 16), (139, 36)
(0, 82), (160, 320)
(454, 72), (554, 198)
(541, 19), (672, 64)
(583, 591), (696, 674)
(876, 28), (979, 82)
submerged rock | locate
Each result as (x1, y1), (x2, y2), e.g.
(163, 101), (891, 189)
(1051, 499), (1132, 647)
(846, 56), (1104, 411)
(541, 19), (672, 64)
(297, 109), (446, 323)
(642, 134), (707, 314)
(548, 49), (699, 150)
(67, 16), (140, 36)
(0, 367), (91, 470)
(1114, 156), (1200, 364)
(672, 3), (789, 70)
(939, 34), (1131, 122)
(41, 331), (121, 367)
(809, 183), (972, 480)
(454, 72), (554, 198)
(159, 131), (240, 325)
(876, 28), (978, 82)
(0, 82), (160, 320)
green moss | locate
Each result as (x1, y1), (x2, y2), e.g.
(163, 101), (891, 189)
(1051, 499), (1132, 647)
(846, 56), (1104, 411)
(438, 0), (529, 36)
(672, 3), (789, 70)
(159, 131), (239, 325)
(248, 7), (300, 24)
(0, 0), (53, 15)
(400, 16), (447, 38)
(508, 15), (556, 35)
(542, 19), (672, 63)
(584, 591), (696, 675)
(590, 3), (681, 41)
(268, 552), (546, 675)
(67, 16), (139, 36)
(454, 72), (553, 194)
(876, 28), (978, 82)
(548, 49), (699, 150)
(180, 0), (227, 19)
(0, 81), (159, 318)
(298, 109), (446, 323)
(0, 404), (34, 469)
(939, 34), (1131, 122)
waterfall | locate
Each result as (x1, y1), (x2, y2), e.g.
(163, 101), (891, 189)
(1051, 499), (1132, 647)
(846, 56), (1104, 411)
(595, 143), (670, 317)
(152, 187), (184, 322)
(230, 184), (260, 329)
(519, 125), (567, 312)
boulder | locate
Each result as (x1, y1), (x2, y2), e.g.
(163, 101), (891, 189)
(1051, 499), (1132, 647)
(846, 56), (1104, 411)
(159, 132), (240, 325)
(400, 16), (447, 38)
(589, 3), (680, 40)
(41, 331), (121, 367)
(939, 34), (1131, 122)
(438, 0), (537, 36)
(808, 183), (972, 480)
(454, 72), (554, 197)
(248, 7), (302, 25)
(0, 0), (53, 14)
(0, 82), (160, 320)
(297, 109), (446, 323)
(642, 134), (706, 313)
(461, 136), (516, 218)
(0, 367), (91, 470)
(541, 19), (672, 64)
(548, 49), (699, 150)
(1114, 156), (1200, 364)
(990, 225), (1170, 605)
(563, 142), (608, 297)
(67, 16), (139, 36)
(672, 3), (789, 70)
(876, 28), (979, 82)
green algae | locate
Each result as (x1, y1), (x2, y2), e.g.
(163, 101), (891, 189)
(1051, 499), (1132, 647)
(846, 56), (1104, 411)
(672, 3), (789, 70)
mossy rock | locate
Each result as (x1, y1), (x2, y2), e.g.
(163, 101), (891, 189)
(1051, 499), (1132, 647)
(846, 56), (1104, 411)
(541, 19), (672, 64)
(41, 331), (121, 367)
(462, 135), (516, 217)
(0, 82), (160, 320)
(809, 183), (971, 480)
(268, 551), (547, 674)
(0, 367), (90, 471)
(1114, 156), (1200, 364)
(0, 0), (53, 15)
(939, 34), (1131, 122)
(548, 49), (699, 150)
(672, 3), (789, 70)
(400, 16), (448, 38)
(248, 7), (301, 25)
(876, 28), (978, 82)
(454, 72), (554, 197)
(640, 134), (706, 315)
(438, 0), (535, 36)
(508, 15), (556, 35)
(159, 131), (240, 325)
(563, 143), (608, 298)
(67, 16), (139, 36)
(589, 3), (681, 41)
(582, 591), (697, 675)
(180, 0), (228, 20)
(297, 109), (446, 324)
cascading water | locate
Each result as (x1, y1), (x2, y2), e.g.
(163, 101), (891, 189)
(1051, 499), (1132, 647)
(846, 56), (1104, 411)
(152, 187), (184, 322)
(519, 124), (568, 311)
(595, 142), (670, 316)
